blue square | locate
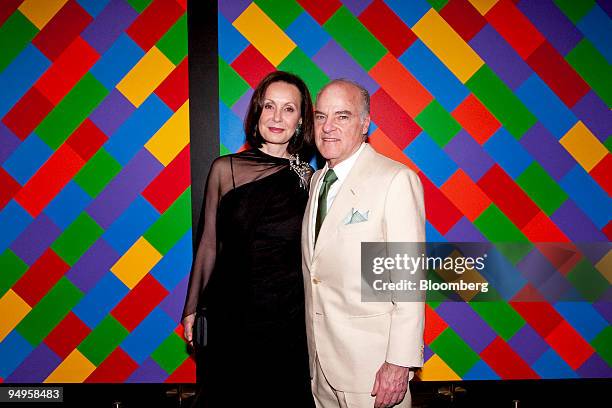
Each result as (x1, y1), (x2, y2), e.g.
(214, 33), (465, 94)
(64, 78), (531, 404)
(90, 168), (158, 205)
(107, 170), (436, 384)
(0, 331), (33, 378)
(77, 0), (110, 17)
(383, 0), (431, 27)
(577, 5), (612, 63)
(0, 200), (33, 253)
(286, 12), (331, 57)
(90, 33), (144, 90)
(404, 132), (457, 187)
(151, 230), (192, 291)
(484, 128), (533, 178)
(425, 221), (446, 242)
(516, 74), (577, 139)
(555, 302), (608, 342)
(218, 13), (249, 64)
(399, 40), (469, 111)
(559, 165), (612, 229)
(45, 182), (92, 229)
(121, 308), (176, 364)
(103, 196), (159, 253)
(219, 100), (246, 152)
(72, 272), (129, 329)
(463, 359), (500, 380)
(2, 133), (53, 185)
(105, 94), (172, 165)
(533, 349), (578, 379)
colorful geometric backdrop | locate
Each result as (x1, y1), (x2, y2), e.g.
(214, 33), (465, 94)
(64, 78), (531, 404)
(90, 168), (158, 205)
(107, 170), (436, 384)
(0, 0), (610, 384)
(0, 0), (193, 382)
(217, 0), (611, 381)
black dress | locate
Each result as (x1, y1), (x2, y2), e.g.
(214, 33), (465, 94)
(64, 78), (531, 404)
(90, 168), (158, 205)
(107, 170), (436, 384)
(183, 149), (314, 407)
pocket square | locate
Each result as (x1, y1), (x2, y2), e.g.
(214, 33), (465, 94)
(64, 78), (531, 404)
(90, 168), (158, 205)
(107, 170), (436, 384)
(344, 208), (369, 225)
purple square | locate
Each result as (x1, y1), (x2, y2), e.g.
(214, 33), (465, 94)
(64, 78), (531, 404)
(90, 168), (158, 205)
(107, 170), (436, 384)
(435, 302), (497, 354)
(445, 217), (487, 242)
(572, 91), (612, 143)
(520, 123), (575, 181)
(6, 343), (60, 383)
(508, 324), (549, 365)
(0, 122), (21, 165)
(10, 214), (61, 266)
(577, 353), (612, 378)
(89, 89), (136, 137)
(218, 0), (250, 22)
(66, 238), (120, 293)
(126, 357), (168, 383)
(516, 249), (557, 288)
(444, 130), (495, 181)
(551, 200), (608, 242)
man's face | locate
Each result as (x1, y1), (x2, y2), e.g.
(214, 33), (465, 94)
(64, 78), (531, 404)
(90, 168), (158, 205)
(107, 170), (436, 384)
(314, 83), (370, 168)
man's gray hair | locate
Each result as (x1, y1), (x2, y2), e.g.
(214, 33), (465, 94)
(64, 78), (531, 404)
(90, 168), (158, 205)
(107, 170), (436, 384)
(317, 78), (370, 120)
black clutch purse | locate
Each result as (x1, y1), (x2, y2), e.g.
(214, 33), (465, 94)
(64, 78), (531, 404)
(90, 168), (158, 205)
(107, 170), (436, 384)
(193, 307), (208, 348)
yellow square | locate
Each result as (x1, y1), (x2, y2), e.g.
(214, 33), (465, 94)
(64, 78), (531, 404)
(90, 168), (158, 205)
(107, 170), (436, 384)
(45, 350), (96, 383)
(145, 101), (190, 166)
(413, 10), (484, 84)
(116, 47), (175, 108)
(0, 290), (31, 342)
(560, 121), (607, 172)
(19, 0), (68, 30)
(233, 3), (295, 66)
(596, 250), (612, 284)
(419, 353), (461, 381)
(111, 237), (162, 289)
(468, 0), (499, 15)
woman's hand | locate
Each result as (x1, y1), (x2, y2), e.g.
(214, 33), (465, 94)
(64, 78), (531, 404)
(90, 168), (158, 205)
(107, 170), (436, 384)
(182, 313), (196, 345)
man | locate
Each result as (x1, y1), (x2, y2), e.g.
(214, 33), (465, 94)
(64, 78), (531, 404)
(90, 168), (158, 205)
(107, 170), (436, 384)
(302, 79), (425, 408)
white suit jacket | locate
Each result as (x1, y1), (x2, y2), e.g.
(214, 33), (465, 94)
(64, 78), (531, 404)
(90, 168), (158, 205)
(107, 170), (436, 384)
(301, 143), (426, 392)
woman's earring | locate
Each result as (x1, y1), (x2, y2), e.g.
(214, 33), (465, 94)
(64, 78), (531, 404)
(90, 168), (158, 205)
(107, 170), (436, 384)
(294, 123), (302, 138)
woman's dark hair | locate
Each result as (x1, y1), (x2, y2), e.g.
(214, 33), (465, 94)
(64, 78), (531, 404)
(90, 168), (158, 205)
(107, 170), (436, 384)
(244, 71), (314, 156)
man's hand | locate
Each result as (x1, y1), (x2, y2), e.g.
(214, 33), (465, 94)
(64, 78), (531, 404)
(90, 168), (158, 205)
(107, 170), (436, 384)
(371, 361), (409, 408)
(182, 313), (195, 345)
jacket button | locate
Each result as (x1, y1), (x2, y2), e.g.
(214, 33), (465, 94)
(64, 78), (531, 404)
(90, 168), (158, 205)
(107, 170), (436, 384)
(312, 277), (321, 284)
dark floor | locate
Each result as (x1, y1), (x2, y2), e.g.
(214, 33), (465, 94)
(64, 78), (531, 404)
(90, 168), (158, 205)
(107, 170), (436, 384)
(1, 379), (609, 408)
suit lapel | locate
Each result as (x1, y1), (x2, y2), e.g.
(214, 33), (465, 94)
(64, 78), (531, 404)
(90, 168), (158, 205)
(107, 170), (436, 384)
(313, 145), (375, 262)
(305, 170), (323, 262)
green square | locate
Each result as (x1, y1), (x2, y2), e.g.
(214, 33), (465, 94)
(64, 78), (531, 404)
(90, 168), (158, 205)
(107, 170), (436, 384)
(553, 0), (595, 24)
(219, 57), (250, 107)
(566, 39), (612, 107)
(78, 315), (129, 366)
(36, 73), (109, 150)
(151, 333), (189, 374)
(429, 328), (480, 376)
(16, 278), (83, 346)
(566, 258), (609, 301)
(126, 0), (153, 13)
(427, 0), (449, 12)
(0, 11), (39, 72)
(255, 0), (304, 29)
(51, 213), (104, 266)
(466, 65), (536, 139)
(74, 148), (122, 198)
(144, 188), (192, 255)
(516, 163), (567, 216)
(220, 143), (232, 156)
(0, 249), (28, 298)
(492, 243), (533, 266)
(470, 302), (524, 341)
(278, 48), (329, 97)
(157, 14), (187, 66)
(605, 136), (612, 153)
(415, 101), (461, 147)
(591, 326), (612, 366)
(324, 6), (387, 71)
(474, 205), (529, 242)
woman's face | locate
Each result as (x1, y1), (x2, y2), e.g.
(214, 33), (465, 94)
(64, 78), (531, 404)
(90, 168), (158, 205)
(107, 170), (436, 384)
(258, 81), (302, 147)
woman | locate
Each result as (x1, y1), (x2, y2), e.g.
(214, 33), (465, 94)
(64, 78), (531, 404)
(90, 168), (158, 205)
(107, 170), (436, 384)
(182, 71), (315, 407)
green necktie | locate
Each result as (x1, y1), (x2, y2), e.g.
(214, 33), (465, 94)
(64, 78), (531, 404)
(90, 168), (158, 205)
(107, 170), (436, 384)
(315, 169), (338, 242)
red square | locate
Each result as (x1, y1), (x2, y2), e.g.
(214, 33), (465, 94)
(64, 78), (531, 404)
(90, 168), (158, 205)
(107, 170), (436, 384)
(421, 174), (463, 235)
(65, 119), (108, 161)
(452, 94), (500, 144)
(511, 302), (563, 338)
(13, 249), (70, 307)
(34, 36), (99, 105)
(545, 320), (594, 370)
(521, 212), (570, 243)
(485, 0), (545, 59)
(126, 0), (184, 51)
(111, 274), (169, 331)
(296, 0), (341, 25)
(440, 0), (487, 42)
(85, 347), (138, 383)
(526, 42), (589, 107)
(441, 169), (491, 222)
(32, 1), (93, 61)
(231, 45), (276, 88)
(165, 355), (195, 383)
(424, 304), (448, 345)
(481, 337), (539, 379)
(2, 88), (54, 140)
(44, 312), (91, 358)
(0, 168), (21, 211)
(0, 0), (23, 27)
(155, 57), (188, 112)
(371, 88), (421, 150)
(590, 154), (611, 197)
(142, 145), (190, 213)
(477, 165), (540, 229)
(603, 221), (612, 241)
(359, 0), (416, 58)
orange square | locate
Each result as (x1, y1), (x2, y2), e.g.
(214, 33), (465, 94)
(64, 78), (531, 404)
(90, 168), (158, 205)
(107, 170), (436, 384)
(440, 169), (490, 221)
(452, 94), (500, 144)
